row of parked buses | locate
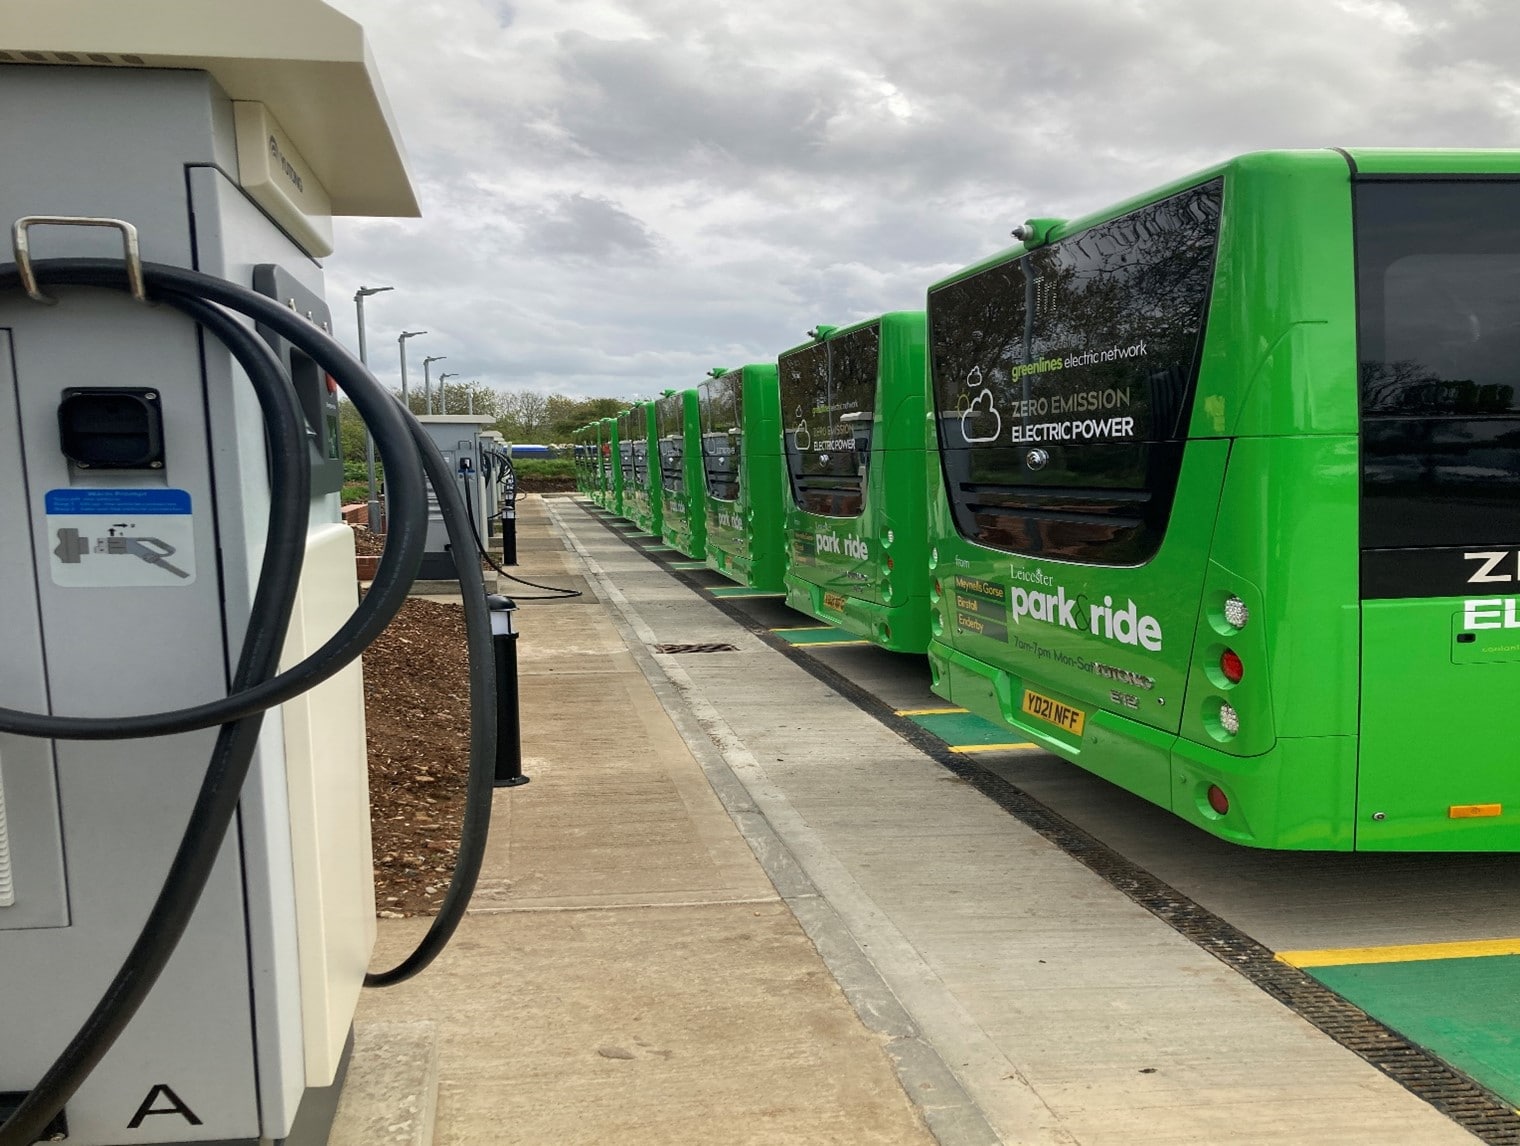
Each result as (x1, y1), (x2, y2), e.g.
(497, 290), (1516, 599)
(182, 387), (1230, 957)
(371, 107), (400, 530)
(571, 149), (1520, 854)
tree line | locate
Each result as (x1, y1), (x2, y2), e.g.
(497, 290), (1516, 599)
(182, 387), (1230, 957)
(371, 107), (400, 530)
(337, 388), (633, 470)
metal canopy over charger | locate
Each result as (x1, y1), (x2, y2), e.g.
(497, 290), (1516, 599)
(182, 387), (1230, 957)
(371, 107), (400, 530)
(0, 0), (420, 221)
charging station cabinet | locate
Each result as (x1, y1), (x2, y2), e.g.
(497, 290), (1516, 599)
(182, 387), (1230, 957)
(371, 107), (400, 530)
(0, 3), (419, 1143)
(404, 415), (495, 580)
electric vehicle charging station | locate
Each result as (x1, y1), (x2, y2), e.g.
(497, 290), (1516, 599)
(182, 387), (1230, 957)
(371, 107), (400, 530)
(0, 5), (500, 1145)
(477, 431), (519, 566)
(408, 415), (496, 580)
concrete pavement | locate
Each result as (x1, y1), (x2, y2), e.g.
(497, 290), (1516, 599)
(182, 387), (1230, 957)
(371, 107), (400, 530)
(351, 497), (938, 1145)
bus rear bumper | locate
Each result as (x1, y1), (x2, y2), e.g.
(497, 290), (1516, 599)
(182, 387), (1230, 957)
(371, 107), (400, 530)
(784, 572), (929, 653)
(928, 639), (1356, 850)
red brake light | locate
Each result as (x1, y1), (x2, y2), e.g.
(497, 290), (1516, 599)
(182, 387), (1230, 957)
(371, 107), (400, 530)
(1207, 784), (1230, 815)
(1220, 649), (1244, 684)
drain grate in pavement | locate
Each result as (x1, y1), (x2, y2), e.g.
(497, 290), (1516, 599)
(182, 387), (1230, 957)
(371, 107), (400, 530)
(653, 642), (740, 654)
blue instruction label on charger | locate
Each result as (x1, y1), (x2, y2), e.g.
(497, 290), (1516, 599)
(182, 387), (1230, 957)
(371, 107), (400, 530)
(44, 489), (192, 515)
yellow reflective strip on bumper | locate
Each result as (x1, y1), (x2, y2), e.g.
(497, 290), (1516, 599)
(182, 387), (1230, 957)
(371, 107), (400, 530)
(1277, 937), (1520, 968)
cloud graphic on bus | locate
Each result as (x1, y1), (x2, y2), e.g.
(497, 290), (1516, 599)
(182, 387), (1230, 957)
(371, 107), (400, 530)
(965, 365), (984, 389)
(960, 388), (1002, 444)
(792, 407), (811, 452)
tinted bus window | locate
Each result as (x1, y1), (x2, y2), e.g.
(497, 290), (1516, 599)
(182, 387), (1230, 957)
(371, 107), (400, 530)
(1358, 181), (1520, 586)
(656, 394), (685, 493)
(700, 373), (742, 501)
(929, 180), (1221, 565)
(630, 407), (648, 485)
(781, 325), (880, 518)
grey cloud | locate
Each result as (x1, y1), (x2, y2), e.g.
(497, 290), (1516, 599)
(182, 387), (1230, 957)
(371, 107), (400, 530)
(551, 31), (837, 168)
(518, 192), (662, 260)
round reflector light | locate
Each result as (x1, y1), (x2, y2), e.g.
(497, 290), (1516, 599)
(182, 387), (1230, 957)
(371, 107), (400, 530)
(1219, 703), (1240, 736)
(1220, 649), (1244, 684)
(1224, 596), (1249, 630)
(1207, 784), (1230, 815)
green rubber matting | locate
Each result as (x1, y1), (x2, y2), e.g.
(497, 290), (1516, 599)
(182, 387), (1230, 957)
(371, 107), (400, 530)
(1307, 955), (1520, 1106)
(771, 625), (869, 647)
(709, 586), (786, 599)
(906, 709), (1036, 751)
(667, 560), (708, 569)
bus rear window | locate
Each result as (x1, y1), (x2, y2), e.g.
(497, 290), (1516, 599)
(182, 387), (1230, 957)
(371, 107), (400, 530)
(929, 179), (1221, 564)
(656, 394), (685, 493)
(1358, 180), (1520, 562)
(700, 372), (742, 501)
(780, 324), (880, 517)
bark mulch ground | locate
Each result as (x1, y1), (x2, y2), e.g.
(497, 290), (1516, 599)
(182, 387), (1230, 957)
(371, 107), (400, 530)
(359, 587), (470, 918)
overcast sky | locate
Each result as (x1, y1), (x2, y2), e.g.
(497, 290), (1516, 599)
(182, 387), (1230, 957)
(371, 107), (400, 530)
(322, 0), (1520, 403)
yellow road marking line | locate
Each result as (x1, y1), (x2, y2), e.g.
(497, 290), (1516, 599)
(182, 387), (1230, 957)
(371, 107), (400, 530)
(798, 639), (871, 648)
(947, 742), (1038, 754)
(1277, 937), (1520, 968)
(895, 707), (969, 716)
(771, 625), (836, 632)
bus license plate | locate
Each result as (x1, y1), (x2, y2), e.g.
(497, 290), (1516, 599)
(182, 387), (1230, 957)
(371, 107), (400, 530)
(822, 591), (847, 614)
(1021, 688), (1085, 736)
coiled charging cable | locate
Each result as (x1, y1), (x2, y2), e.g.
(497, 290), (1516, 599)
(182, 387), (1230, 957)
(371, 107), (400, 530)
(0, 256), (497, 1146)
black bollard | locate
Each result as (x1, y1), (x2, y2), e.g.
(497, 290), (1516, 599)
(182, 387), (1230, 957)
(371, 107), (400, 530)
(501, 504), (517, 566)
(487, 594), (529, 788)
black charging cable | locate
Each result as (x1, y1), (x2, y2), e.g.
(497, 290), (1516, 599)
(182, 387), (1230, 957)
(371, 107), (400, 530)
(457, 466), (583, 599)
(0, 258), (496, 1145)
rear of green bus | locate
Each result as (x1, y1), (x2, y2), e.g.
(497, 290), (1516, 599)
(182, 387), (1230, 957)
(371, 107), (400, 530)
(699, 365), (786, 590)
(615, 408), (638, 520)
(574, 426), (593, 495)
(927, 149), (1520, 851)
(601, 415), (623, 516)
(657, 388), (706, 559)
(623, 401), (662, 536)
(780, 313), (932, 652)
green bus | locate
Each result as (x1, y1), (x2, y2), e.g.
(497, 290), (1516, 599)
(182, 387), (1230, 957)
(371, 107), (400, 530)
(600, 414), (623, 516)
(623, 400), (663, 537)
(926, 148), (1520, 852)
(780, 314), (932, 652)
(698, 365), (786, 591)
(573, 425), (596, 495)
(656, 387), (707, 559)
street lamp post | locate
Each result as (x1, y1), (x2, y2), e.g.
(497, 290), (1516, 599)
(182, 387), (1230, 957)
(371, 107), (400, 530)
(436, 371), (459, 415)
(398, 329), (427, 411)
(422, 354), (447, 416)
(354, 285), (394, 530)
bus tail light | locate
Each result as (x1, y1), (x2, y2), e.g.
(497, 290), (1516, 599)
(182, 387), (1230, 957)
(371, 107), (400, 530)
(1218, 703), (1240, 736)
(1207, 785), (1230, 815)
(1220, 649), (1244, 684)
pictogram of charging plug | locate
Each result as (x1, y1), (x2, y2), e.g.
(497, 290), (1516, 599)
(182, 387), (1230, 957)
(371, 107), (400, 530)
(54, 528), (190, 579)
